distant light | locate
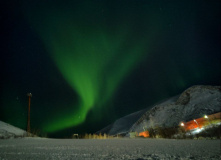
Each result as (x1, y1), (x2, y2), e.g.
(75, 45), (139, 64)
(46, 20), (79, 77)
(204, 115), (208, 119)
(191, 127), (204, 134)
(194, 119), (196, 122)
(180, 122), (185, 126)
(195, 128), (202, 133)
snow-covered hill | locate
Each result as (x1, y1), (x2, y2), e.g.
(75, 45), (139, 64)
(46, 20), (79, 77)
(97, 85), (221, 136)
(0, 121), (27, 139)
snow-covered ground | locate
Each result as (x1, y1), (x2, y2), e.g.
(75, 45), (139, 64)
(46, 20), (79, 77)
(0, 138), (220, 160)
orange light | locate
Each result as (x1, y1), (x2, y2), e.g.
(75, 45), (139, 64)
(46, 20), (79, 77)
(139, 131), (149, 138)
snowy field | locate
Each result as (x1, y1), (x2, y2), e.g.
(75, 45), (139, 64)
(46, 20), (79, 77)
(0, 138), (220, 160)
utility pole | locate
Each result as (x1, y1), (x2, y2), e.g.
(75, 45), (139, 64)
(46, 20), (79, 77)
(27, 93), (32, 134)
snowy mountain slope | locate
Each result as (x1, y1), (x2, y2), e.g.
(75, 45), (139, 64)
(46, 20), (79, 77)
(0, 121), (26, 139)
(97, 108), (149, 135)
(97, 85), (221, 135)
(131, 85), (221, 133)
(96, 95), (180, 135)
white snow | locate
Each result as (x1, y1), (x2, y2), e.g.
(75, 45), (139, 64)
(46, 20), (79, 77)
(0, 138), (220, 159)
(0, 121), (26, 139)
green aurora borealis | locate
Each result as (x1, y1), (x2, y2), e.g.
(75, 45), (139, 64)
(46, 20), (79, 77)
(1, 0), (220, 137)
(24, 1), (159, 133)
(41, 29), (147, 132)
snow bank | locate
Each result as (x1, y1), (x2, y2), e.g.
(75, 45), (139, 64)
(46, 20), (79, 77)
(0, 121), (26, 139)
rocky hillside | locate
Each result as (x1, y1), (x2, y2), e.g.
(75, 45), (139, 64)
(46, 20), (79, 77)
(97, 85), (221, 136)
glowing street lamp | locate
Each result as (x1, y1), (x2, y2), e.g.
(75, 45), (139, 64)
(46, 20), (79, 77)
(193, 119), (200, 129)
(180, 122), (186, 132)
(204, 114), (211, 126)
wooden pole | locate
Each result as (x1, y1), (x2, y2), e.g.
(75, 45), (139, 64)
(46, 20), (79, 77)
(27, 93), (32, 134)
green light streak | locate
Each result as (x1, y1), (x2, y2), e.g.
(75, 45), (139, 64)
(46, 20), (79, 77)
(23, 2), (156, 133)
(42, 29), (146, 132)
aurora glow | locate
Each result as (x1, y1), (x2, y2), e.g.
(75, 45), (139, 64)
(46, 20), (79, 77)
(24, 1), (157, 132)
(43, 35), (146, 132)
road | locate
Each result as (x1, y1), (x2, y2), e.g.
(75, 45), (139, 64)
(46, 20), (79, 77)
(0, 138), (220, 160)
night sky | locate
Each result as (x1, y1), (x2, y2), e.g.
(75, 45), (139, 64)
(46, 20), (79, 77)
(1, 0), (220, 138)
